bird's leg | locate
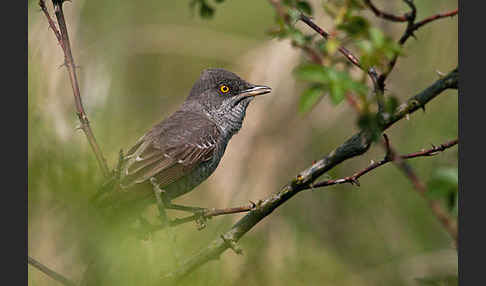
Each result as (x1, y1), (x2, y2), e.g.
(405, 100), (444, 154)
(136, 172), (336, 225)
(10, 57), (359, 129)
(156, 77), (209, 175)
(149, 178), (180, 266)
(162, 203), (206, 214)
(150, 177), (170, 227)
(160, 200), (209, 230)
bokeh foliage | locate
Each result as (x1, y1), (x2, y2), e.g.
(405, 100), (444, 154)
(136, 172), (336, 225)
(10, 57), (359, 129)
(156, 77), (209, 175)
(28, 0), (458, 285)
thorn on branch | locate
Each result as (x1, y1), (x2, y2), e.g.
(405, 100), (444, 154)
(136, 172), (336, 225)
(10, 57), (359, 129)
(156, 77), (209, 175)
(436, 70), (446, 78)
(382, 134), (393, 161)
(350, 178), (360, 187)
(58, 61), (67, 69)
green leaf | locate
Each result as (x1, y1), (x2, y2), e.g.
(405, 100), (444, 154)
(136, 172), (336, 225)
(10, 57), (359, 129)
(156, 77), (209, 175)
(337, 16), (369, 37)
(296, 1), (313, 15)
(299, 85), (325, 113)
(358, 113), (381, 142)
(329, 83), (345, 104)
(288, 28), (309, 46)
(369, 28), (385, 47)
(294, 64), (369, 106)
(288, 9), (302, 24)
(294, 64), (330, 83)
(325, 38), (340, 55)
(427, 167), (458, 213)
(199, 2), (215, 19)
(384, 96), (399, 114)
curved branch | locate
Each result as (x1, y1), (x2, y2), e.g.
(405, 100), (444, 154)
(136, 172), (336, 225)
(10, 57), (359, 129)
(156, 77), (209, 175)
(378, 6), (458, 88)
(166, 67), (458, 281)
(363, 0), (408, 22)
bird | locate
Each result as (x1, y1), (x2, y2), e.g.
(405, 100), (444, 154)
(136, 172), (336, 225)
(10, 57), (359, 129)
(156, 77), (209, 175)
(96, 68), (271, 222)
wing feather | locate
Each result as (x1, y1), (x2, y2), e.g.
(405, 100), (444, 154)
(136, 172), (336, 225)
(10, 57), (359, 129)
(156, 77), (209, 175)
(120, 111), (220, 188)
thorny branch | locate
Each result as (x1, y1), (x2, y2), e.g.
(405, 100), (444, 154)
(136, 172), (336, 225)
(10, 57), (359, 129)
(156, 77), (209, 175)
(39, 0), (110, 177)
(313, 135), (458, 246)
(297, 13), (382, 111)
(363, 0), (408, 22)
(166, 68), (458, 281)
(377, 2), (458, 89)
(311, 136), (458, 189)
(28, 256), (77, 286)
(381, 136), (458, 246)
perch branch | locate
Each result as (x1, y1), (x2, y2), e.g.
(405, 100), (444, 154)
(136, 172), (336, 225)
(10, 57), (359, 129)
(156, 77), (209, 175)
(138, 203), (256, 237)
(165, 68), (458, 281)
(39, 0), (110, 177)
(28, 256), (76, 286)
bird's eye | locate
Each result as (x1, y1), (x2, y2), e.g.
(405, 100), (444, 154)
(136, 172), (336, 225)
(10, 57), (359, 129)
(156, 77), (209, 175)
(220, 85), (230, 93)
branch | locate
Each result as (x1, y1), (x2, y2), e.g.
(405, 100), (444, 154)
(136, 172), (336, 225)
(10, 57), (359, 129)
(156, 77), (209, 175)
(382, 137), (458, 246)
(378, 4), (458, 88)
(165, 67), (458, 281)
(363, 0), (408, 22)
(39, 0), (110, 177)
(297, 13), (382, 111)
(311, 136), (458, 188)
(137, 203), (256, 236)
(28, 256), (77, 286)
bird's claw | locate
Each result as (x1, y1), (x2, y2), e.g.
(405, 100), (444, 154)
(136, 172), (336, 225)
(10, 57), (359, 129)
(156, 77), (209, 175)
(193, 209), (210, 230)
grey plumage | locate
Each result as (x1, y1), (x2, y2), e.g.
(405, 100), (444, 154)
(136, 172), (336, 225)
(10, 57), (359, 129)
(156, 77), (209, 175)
(111, 68), (271, 203)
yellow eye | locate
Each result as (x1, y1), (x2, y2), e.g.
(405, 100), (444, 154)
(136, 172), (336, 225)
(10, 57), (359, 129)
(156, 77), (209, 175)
(220, 85), (230, 93)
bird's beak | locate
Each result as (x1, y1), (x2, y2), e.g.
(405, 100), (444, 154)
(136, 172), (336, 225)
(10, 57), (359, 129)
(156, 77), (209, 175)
(239, 85), (272, 97)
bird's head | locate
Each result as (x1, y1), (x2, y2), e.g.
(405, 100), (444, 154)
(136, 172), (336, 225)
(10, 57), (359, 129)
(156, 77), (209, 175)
(184, 68), (271, 134)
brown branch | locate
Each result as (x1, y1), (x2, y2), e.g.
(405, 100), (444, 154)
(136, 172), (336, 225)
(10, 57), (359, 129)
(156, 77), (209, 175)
(311, 136), (458, 189)
(298, 14), (367, 72)
(413, 9), (458, 32)
(28, 256), (77, 286)
(363, 0), (408, 22)
(297, 13), (382, 111)
(378, 4), (458, 88)
(165, 68), (458, 281)
(39, 0), (110, 177)
(382, 137), (458, 246)
(39, 0), (62, 44)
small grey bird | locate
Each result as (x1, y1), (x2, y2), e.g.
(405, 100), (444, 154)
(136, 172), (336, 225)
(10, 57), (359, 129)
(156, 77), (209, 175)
(98, 68), (271, 216)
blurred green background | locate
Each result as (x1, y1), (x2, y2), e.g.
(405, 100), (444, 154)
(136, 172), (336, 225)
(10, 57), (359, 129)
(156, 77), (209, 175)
(28, 0), (458, 285)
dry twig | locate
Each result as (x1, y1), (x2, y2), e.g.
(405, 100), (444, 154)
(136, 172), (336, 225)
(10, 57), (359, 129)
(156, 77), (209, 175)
(39, 0), (110, 177)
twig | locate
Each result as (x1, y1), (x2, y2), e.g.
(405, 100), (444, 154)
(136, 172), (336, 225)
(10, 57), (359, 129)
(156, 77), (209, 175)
(310, 136), (458, 189)
(363, 0), (408, 22)
(39, 0), (110, 177)
(165, 68), (458, 281)
(138, 203), (256, 235)
(382, 136), (458, 246)
(378, 4), (458, 88)
(298, 14), (370, 74)
(39, 0), (62, 43)
(412, 9), (458, 33)
(297, 14), (382, 111)
(28, 256), (77, 286)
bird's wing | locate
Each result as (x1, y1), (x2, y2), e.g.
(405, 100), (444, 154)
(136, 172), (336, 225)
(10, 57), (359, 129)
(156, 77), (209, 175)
(120, 111), (220, 188)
